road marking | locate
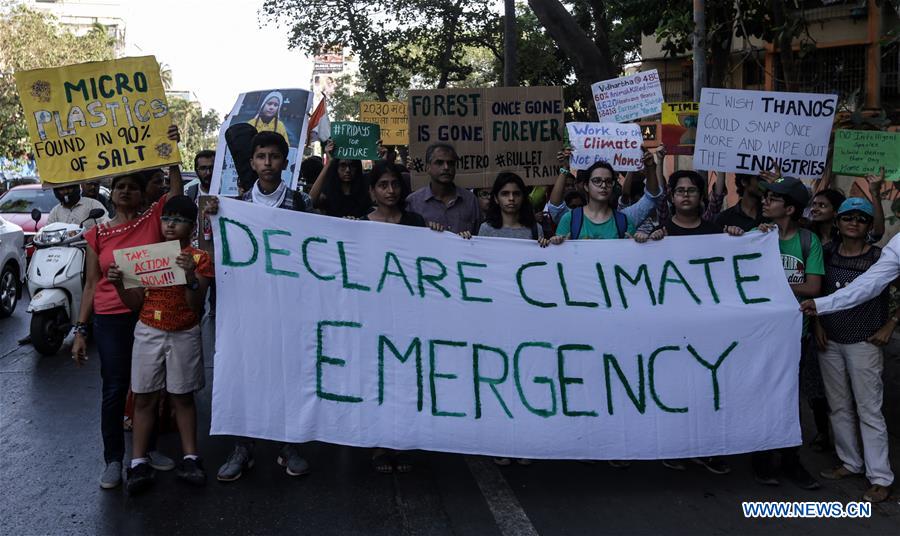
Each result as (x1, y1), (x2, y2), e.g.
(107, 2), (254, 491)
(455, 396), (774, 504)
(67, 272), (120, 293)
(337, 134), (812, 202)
(465, 456), (539, 536)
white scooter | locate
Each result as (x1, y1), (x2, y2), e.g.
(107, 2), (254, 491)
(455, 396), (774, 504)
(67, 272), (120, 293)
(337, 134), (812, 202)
(26, 207), (105, 356)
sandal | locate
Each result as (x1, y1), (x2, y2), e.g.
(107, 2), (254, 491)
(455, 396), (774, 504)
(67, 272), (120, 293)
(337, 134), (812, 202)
(371, 453), (393, 474)
(395, 454), (413, 473)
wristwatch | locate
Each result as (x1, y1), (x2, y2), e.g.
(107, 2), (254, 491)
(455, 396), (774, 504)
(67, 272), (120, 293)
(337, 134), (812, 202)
(73, 322), (89, 336)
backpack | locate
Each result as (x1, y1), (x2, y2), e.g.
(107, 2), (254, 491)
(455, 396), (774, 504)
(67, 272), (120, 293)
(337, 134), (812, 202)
(570, 207), (627, 239)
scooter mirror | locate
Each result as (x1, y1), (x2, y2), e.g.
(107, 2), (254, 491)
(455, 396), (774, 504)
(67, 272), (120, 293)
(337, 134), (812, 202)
(80, 208), (106, 227)
(30, 208), (41, 224)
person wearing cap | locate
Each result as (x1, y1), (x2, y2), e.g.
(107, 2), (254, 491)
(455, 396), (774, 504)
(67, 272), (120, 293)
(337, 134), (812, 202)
(809, 197), (894, 503)
(106, 195), (213, 495)
(729, 176), (824, 489)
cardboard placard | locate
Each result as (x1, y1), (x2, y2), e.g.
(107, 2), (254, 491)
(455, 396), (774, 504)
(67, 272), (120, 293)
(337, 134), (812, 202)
(408, 87), (565, 188)
(113, 240), (186, 289)
(591, 70), (664, 123)
(14, 56), (181, 185)
(833, 130), (900, 181)
(567, 123), (644, 171)
(693, 88), (837, 178)
(661, 102), (699, 155)
(331, 121), (380, 160)
(359, 101), (408, 145)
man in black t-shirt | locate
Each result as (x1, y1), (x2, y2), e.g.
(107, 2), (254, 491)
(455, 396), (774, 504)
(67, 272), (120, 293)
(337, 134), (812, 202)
(714, 173), (766, 231)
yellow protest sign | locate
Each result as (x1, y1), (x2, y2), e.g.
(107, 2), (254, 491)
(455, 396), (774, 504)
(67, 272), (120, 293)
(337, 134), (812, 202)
(661, 101), (699, 155)
(15, 55), (181, 185)
(359, 101), (408, 145)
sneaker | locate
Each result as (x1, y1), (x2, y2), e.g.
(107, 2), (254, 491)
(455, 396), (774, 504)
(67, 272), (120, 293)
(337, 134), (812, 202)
(692, 457), (731, 475)
(99, 462), (122, 489)
(820, 465), (862, 480)
(515, 459), (533, 466)
(148, 451), (175, 471)
(608, 460), (631, 469)
(176, 457), (207, 486)
(493, 457), (512, 466)
(277, 444), (310, 477)
(125, 462), (155, 496)
(863, 484), (890, 503)
(662, 459), (687, 471)
(217, 443), (254, 482)
(784, 465), (821, 490)
(753, 467), (780, 486)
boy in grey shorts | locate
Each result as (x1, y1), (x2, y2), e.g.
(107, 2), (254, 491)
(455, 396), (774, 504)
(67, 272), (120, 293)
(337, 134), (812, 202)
(108, 195), (214, 495)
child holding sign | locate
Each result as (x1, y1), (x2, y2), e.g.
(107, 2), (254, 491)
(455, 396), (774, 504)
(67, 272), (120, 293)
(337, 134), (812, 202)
(107, 195), (213, 495)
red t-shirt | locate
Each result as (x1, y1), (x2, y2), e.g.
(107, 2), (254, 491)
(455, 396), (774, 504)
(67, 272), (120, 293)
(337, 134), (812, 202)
(85, 199), (166, 315)
(140, 247), (214, 331)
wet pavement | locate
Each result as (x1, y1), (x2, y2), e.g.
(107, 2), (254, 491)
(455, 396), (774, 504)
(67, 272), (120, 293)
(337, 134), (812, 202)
(2, 294), (900, 535)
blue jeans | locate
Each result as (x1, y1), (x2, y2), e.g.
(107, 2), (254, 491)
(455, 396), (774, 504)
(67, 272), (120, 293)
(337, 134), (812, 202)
(94, 312), (155, 463)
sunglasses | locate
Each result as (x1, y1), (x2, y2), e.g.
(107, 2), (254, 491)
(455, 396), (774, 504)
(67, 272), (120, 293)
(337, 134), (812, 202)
(838, 214), (872, 224)
(161, 215), (194, 225)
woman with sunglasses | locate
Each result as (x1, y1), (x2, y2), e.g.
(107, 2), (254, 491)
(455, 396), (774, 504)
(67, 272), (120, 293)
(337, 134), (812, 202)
(71, 126), (185, 490)
(813, 197), (895, 503)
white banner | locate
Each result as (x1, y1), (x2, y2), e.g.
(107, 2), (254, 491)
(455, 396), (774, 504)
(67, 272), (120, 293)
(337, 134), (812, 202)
(591, 70), (664, 123)
(211, 198), (802, 460)
(567, 122), (644, 171)
(693, 88), (837, 178)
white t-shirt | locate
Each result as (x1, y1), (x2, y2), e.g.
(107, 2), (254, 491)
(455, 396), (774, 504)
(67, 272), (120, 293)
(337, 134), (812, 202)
(46, 197), (108, 229)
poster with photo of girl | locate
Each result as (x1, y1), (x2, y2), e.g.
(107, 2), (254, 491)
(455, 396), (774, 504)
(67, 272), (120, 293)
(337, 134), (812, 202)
(211, 88), (313, 196)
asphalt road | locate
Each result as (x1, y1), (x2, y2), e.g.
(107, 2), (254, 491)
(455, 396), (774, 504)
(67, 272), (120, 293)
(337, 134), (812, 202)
(2, 293), (899, 535)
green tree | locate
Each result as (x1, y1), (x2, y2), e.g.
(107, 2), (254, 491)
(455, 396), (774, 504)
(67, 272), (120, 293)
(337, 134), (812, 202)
(0, 3), (116, 159)
(159, 62), (174, 90)
(167, 97), (220, 170)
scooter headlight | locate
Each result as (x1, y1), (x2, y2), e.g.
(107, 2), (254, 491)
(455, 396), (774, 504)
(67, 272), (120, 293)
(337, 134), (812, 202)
(34, 229), (67, 246)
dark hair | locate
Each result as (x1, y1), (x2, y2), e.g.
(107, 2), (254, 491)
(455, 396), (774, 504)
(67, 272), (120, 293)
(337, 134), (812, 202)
(485, 172), (536, 230)
(111, 172), (147, 192)
(250, 131), (289, 159)
(424, 143), (458, 164)
(813, 189), (846, 214)
(193, 149), (215, 170)
(771, 192), (805, 221)
(627, 172), (646, 201)
(300, 155), (324, 184)
(369, 160), (411, 210)
(667, 170), (707, 215)
(576, 161), (616, 183)
(321, 158), (369, 217)
(735, 173), (755, 197)
(564, 190), (586, 207)
(891, 198), (900, 214)
(162, 195), (198, 221)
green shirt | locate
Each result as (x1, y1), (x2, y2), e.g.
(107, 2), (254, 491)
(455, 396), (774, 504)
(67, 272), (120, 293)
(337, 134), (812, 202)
(556, 210), (636, 239)
(778, 230), (824, 335)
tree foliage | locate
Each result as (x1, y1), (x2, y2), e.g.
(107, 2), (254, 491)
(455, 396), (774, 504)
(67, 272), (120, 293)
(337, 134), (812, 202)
(0, 3), (116, 158)
(166, 97), (220, 171)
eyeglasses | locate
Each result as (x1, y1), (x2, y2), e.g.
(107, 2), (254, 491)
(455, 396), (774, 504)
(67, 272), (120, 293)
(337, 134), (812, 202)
(763, 193), (785, 204)
(838, 214), (872, 224)
(196, 166), (213, 172)
(161, 216), (194, 225)
(589, 177), (616, 187)
(477, 191), (491, 198)
(673, 187), (700, 197)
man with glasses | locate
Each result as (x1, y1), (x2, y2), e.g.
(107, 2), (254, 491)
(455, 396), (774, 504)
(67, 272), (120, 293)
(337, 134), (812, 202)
(735, 176), (824, 489)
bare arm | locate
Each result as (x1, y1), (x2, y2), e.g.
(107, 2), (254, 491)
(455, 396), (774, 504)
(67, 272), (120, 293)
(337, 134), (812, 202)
(868, 168), (886, 239)
(166, 125), (184, 199)
(548, 148), (572, 207)
(71, 246), (99, 364)
(308, 140), (334, 205)
(642, 149), (659, 196)
(792, 273), (822, 299)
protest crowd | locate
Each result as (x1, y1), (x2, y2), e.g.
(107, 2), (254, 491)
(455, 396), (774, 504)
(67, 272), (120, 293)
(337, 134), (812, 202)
(10, 54), (897, 509)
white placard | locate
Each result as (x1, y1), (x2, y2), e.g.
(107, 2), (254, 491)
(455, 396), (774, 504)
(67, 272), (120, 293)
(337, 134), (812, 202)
(567, 122), (644, 171)
(693, 88), (837, 178)
(592, 70), (664, 123)
(211, 198), (802, 460)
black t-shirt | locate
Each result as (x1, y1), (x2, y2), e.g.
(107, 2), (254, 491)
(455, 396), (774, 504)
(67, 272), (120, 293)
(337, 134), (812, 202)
(714, 202), (763, 232)
(664, 218), (723, 236)
(363, 211), (426, 227)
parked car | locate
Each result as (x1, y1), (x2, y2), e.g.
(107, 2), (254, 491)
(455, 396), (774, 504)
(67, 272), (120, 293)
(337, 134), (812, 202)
(0, 184), (56, 259)
(0, 215), (26, 317)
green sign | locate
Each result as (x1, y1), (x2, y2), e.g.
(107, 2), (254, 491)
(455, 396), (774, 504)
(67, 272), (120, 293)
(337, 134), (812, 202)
(331, 121), (381, 160)
(833, 130), (900, 181)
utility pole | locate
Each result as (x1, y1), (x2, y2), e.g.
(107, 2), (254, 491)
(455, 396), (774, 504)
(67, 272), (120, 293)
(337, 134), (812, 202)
(503, 0), (518, 86)
(693, 0), (706, 100)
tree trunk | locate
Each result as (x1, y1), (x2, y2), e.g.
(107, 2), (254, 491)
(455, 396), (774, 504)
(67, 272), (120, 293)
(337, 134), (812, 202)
(692, 0), (706, 99)
(503, 0), (518, 86)
(527, 0), (614, 84)
(770, 0), (797, 91)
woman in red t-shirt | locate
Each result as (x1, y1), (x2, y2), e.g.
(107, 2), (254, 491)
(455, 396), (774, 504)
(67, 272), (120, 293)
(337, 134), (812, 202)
(71, 126), (185, 489)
